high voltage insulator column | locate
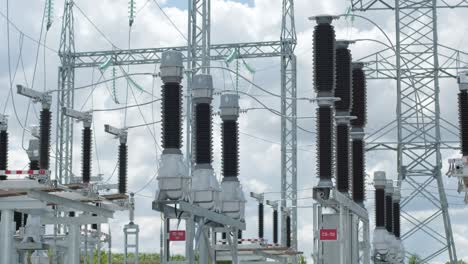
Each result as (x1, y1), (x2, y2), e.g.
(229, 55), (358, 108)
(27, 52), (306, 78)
(191, 74), (221, 264)
(310, 16), (370, 264)
(372, 171), (389, 262)
(104, 125), (128, 195)
(16, 85), (52, 178)
(266, 200), (279, 245)
(0, 115), (8, 181)
(392, 186), (404, 263)
(384, 180), (394, 263)
(312, 15), (336, 193)
(334, 41), (353, 195)
(63, 108), (93, 184)
(219, 93), (246, 246)
(350, 62), (367, 206)
(447, 72), (468, 204)
(155, 51), (193, 263)
(156, 51), (190, 201)
(191, 74), (221, 210)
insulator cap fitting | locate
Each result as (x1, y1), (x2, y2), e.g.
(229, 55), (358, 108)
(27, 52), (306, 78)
(458, 71), (468, 91)
(336, 40), (355, 49)
(352, 62), (365, 70)
(0, 115), (7, 131)
(374, 171), (387, 188)
(220, 93), (240, 120)
(393, 188), (401, 202)
(309, 15), (338, 24)
(160, 51), (184, 83)
(385, 180), (394, 194)
(192, 74), (214, 103)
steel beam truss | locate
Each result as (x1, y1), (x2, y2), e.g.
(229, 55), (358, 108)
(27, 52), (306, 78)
(351, 0), (462, 262)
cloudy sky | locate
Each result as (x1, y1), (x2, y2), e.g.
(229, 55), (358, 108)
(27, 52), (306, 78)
(1, 0), (467, 263)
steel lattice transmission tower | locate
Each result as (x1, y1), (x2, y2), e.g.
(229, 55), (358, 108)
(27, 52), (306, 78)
(280, 0), (298, 257)
(56, 0), (76, 184)
(350, 0), (468, 262)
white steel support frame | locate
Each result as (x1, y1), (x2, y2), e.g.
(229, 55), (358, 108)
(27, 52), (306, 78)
(56, 0), (76, 185)
(350, 0), (461, 262)
(280, 1), (298, 261)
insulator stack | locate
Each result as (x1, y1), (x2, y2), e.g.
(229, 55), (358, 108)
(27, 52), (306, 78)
(385, 194), (393, 234)
(286, 214), (291, 248)
(30, 160), (39, 170)
(14, 212), (23, 231)
(459, 90), (468, 155)
(313, 17), (336, 95)
(92, 203), (99, 230)
(39, 109), (51, 170)
(393, 202), (400, 238)
(335, 43), (353, 112)
(222, 232), (227, 244)
(351, 62), (367, 205)
(385, 181), (394, 235)
(195, 103), (213, 165)
(317, 107), (333, 183)
(118, 143), (128, 194)
(313, 16), (336, 188)
(335, 41), (353, 194)
(352, 139), (365, 203)
(238, 230), (242, 244)
(351, 64), (367, 128)
(375, 189), (386, 228)
(336, 124), (350, 193)
(0, 130), (8, 180)
(222, 120), (239, 178)
(161, 83), (182, 150)
(273, 209), (278, 244)
(258, 203), (264, 239)
(82, 127), (92, 184)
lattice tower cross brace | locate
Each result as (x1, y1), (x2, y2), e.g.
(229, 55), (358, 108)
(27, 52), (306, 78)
(280, 0), (297, 261)
(350, 0), (458, 262)
(56, 0), (76, 184)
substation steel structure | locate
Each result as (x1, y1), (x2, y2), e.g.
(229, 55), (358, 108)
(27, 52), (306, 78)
(351, 0), (468, 262)
(56, 0), (299, 262)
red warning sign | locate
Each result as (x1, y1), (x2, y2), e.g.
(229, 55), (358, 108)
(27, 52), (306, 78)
(320, 229), (337, 241)
(169, 230), (186, 241)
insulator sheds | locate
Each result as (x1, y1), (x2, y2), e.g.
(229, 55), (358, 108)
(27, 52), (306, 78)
(0, 130), (8, 180)
(82, 127), (92, 184)
(119, 143), (128, 194)
(336, 124), (350, 193)
(317, 107), (333, 182)
(335, 47), (353, 111)
(286, 214), (291, 248)
(238, 230), (243, 244)
(29, 160), (40, 171)
(162, 83), (182, 150)
(258, 203), (264, 239)
(375, 189), (386, 228)
(385, 195), (393, 234)
(273, 209), (278, 244)
(313, 23), (336, 94)
(195, 103), (213, 165)
(351, 64), (367, 128)
(39, 109), (51, 170)
(459, 91), (468, 155)
(14, 212), (24, 231)
(222, 120), (239, 177)
(393, 202), (400, 238)
(222, 232), (227, 245)
(352, 139), (365, 204)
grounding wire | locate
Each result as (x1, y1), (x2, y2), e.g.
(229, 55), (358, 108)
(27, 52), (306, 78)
(74, 3), (119, 49)
(92, 98), (161, 112)
(0, 9), (58, 53)
(151, 0), (187, 41)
